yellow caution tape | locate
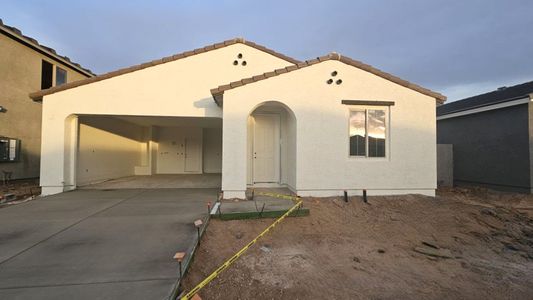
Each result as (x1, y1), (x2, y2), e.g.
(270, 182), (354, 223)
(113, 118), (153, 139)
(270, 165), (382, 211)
(255, 191), (300, 203)
(180, 199), (303, 300)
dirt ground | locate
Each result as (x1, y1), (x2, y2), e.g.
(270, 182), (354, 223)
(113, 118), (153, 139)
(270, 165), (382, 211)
(0, 178), (40, 207)
(182, 187), (533, 300)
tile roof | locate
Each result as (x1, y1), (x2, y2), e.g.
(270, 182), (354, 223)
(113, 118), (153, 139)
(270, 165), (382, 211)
(437, 80), (533, 116)
(29, 38), (301, 101)
(210, 53), (446, 106)
(0, 18), (94, 77)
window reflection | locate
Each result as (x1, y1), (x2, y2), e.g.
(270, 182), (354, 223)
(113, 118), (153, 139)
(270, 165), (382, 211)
(349, 109), (386, 158)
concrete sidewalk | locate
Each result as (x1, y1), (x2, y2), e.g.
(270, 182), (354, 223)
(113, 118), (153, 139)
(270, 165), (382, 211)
(0, 188), (216, 300)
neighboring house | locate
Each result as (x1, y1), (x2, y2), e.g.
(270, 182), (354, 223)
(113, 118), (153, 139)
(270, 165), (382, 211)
(30, 38), (445, 198)
(437, 81), (533, 193)
(0, 19), (94, 180)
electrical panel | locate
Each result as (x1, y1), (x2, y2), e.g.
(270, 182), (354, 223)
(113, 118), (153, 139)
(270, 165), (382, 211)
(0, 137), (21, 162)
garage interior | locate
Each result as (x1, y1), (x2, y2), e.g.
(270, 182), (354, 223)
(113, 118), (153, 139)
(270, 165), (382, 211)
(75, 115), (222, 189)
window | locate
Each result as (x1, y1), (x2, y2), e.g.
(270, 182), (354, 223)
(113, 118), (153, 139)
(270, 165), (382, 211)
(56, 66), (67, 86)
(41, 60), (53, 89)
(349, 109), (386, 157)
(0, 138), (21, 162)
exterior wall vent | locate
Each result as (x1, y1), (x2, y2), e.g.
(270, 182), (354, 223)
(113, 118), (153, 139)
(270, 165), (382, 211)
(233, 53), (246, 66)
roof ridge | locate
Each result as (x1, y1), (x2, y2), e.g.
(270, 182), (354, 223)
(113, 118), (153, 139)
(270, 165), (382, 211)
(437, 80), (533, 116)
(30, 38), (301, 101)
(211, 53), (446, 104)
(444, 79), (533, 105)
(0, 18), (94, 76)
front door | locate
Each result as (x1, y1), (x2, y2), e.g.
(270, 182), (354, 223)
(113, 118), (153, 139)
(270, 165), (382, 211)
(253, 114), (280, 183)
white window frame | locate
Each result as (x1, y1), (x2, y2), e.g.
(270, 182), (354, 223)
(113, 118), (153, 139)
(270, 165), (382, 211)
(55, 66), (67, 86)
(348, 106), (390, 160)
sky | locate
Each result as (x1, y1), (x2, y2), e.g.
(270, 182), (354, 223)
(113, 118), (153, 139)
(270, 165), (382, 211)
(2, 0), (532, 102)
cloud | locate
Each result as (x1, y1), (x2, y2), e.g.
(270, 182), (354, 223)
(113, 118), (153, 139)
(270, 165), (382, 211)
(2, 0), (532, 101)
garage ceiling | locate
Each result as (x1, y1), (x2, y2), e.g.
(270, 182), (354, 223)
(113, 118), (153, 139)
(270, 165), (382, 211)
(101, 115), (222, 128)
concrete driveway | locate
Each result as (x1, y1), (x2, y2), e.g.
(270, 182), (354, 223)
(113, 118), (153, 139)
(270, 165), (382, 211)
(0, 188), (216, 300)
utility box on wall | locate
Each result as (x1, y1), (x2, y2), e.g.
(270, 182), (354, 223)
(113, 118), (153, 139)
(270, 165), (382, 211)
(0, 137), (21, 162)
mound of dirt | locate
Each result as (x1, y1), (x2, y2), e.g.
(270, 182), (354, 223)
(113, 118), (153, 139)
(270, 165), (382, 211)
(181, 188), (533, 299)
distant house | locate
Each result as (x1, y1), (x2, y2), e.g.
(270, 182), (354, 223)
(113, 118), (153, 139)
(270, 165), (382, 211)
(30, 38), (445, 198)
(0, 19), (94, 180)
(437, 81), (533, 193)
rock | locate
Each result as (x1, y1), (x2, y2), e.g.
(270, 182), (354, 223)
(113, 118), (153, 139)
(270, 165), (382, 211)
(352, 256), (360, 263)
(377, 249), (385, 254)
(422, 241), (439, 249)
(413, 246), (453, 258)
(481, 208), (498, 217)
(260, 245), (271, 253)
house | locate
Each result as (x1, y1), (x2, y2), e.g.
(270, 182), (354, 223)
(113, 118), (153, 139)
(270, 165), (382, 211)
(0, 19), (94, 180)
(437, 81), (533, 193)
(30, 38), (445, 198)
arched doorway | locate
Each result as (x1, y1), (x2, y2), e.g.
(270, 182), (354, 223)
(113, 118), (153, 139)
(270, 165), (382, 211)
(247, 101), (296, 191)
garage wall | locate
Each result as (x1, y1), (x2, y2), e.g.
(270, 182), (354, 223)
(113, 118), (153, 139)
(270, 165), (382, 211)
(203, 128), (222, 173)
(155, 127), (203, 174)
(77, 117), (143, 185)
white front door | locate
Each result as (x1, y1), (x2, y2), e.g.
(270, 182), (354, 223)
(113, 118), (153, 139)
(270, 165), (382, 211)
(253, 114), (280, 183)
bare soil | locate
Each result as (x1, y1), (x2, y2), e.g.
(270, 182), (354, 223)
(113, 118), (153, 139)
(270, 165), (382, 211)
(0, 178), (40, 207)
(182, 187), (533, 299)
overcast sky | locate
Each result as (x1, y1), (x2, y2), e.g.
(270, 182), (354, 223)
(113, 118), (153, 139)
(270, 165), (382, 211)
(2, 0), (532, 101)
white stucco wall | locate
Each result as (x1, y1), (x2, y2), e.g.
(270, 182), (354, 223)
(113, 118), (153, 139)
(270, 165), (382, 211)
(40, 43), (294, 195)
(222, 60), (437, 198)
(77, 117), (143, 185)
(203, 127), (222, 173)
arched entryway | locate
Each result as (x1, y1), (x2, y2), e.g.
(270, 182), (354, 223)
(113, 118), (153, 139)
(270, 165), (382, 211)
(247, 101), (296, 191)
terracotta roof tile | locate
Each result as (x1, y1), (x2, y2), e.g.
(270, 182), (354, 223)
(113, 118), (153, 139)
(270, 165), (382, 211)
(230, 81), (243, 88)
(161, 56), (174, 63)
(285, 65), (298, 72)
(252, 75), (266, 81)
(264, 71), (277, 78)
(241, 78), (255, 84)
(211, 53), (446, 105)
(30, 38), (301, 100)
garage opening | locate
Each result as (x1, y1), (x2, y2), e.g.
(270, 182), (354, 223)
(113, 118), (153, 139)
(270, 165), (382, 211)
(75, 115), (222, 189)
